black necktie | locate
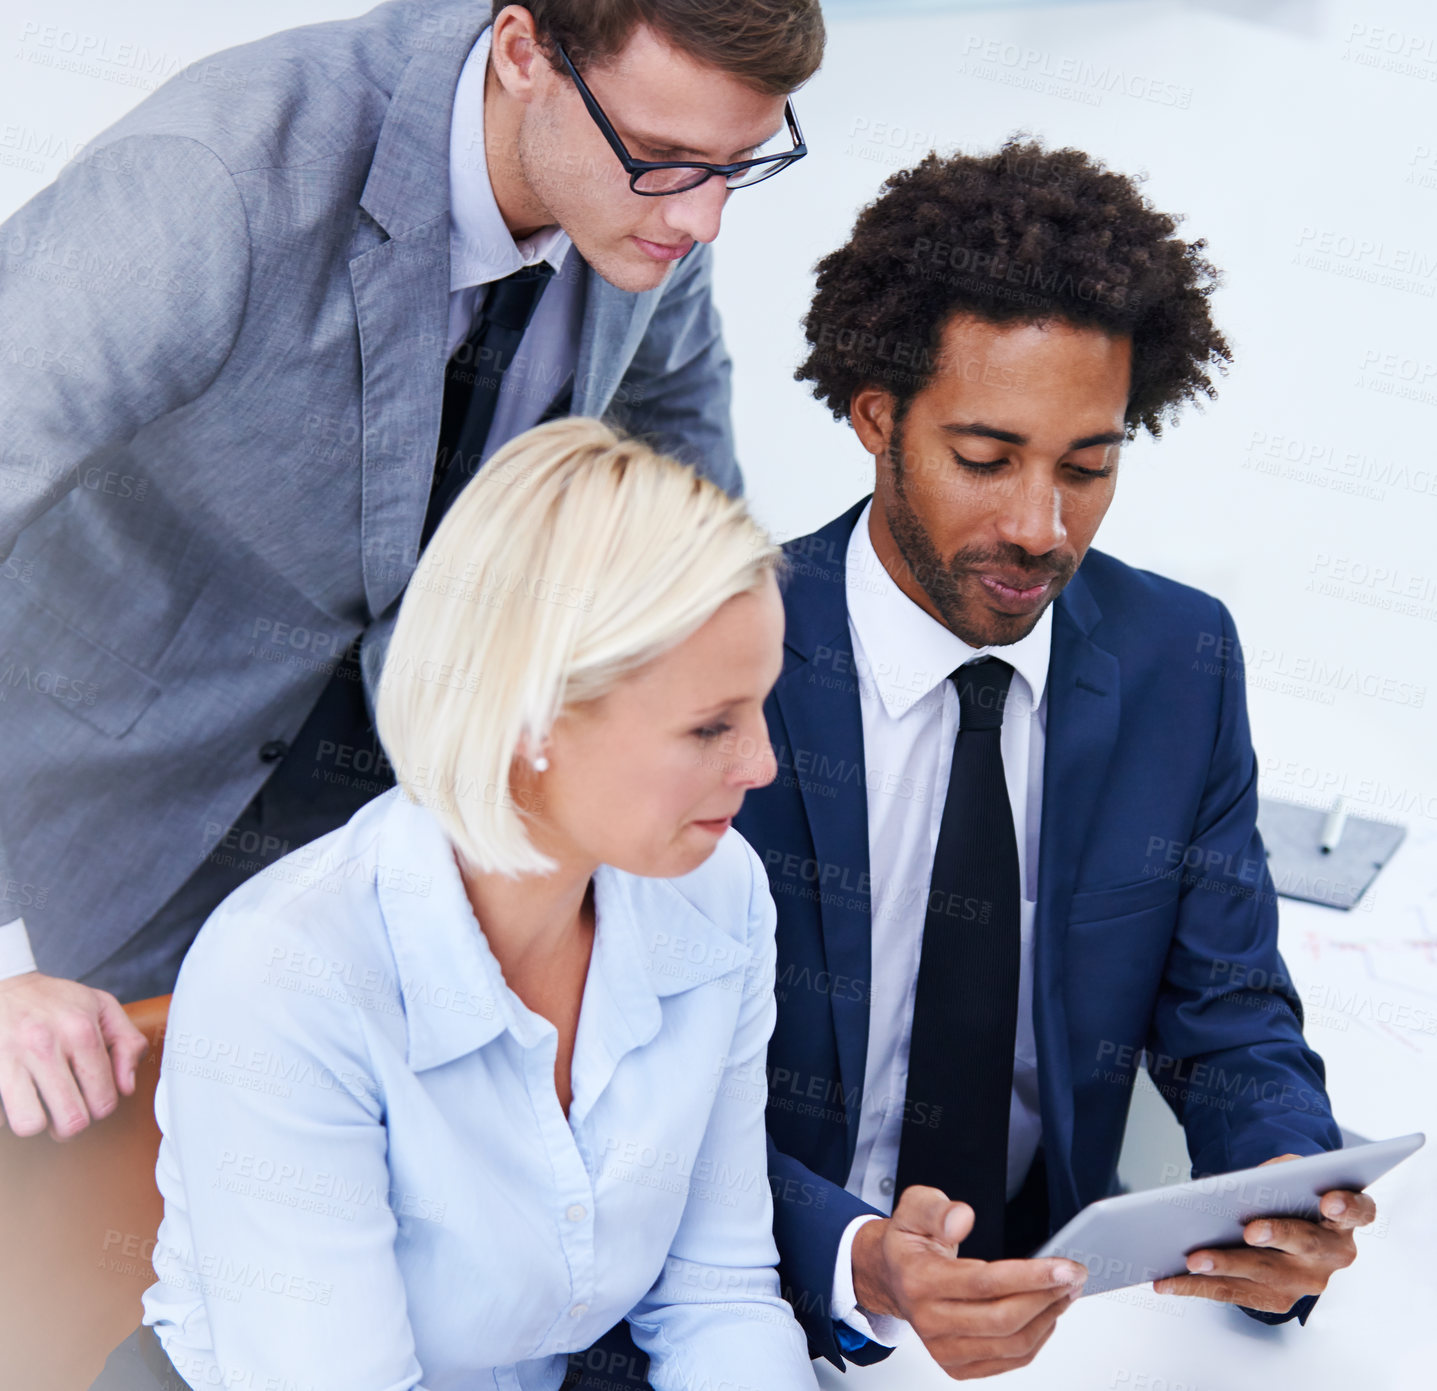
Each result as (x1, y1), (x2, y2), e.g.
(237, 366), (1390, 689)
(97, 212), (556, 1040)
(423, 261), (556, 545)
(244, 265), (557, 835)
(895, 656), (1022, 1261)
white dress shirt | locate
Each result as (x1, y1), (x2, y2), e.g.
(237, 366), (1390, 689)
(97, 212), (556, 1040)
(0, 27), (583, 985)
(831, 500), (1053, 1343)
(0, 919), (36, 977)
(142, 787), (818, 1391)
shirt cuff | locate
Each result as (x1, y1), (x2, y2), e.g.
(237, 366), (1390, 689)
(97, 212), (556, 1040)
(0, 919), (37, 980)
(832, 1213), (907, 1348)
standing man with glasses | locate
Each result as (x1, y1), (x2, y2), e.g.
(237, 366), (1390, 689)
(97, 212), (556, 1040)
(0, 0), (820, 1141)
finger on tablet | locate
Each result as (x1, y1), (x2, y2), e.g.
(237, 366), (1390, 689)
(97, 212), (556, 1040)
(941, 1257), (1086, 1302)
(943, 1281), (1077, 1338)
(1242, 1217), (1326, 1256)
(1180, 1246), (1276, 1279)
(1317, 1189), (1375, 1229)
(1152, 1272), (1261, 1305)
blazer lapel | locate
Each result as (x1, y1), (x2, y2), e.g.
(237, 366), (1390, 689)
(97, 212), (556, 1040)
(351, 13), (491, 619)
(572, 269), (650, 418)
(774, 498), (874, 1173)
(1034, 567), (1120, 1217)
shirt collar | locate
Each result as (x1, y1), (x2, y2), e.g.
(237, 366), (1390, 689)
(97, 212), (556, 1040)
(845, 496), (1053, 722)
(448, 27), (572, 294)
(375, 791), (751, 1073)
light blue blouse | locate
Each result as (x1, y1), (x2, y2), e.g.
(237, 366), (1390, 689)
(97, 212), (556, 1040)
(142, 787), (818, 1391)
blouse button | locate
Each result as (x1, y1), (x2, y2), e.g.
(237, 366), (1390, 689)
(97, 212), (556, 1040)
(570, 1303), (589, 1319)
(566, 1204), (587, 1223)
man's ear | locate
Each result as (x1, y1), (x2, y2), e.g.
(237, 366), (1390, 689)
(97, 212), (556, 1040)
(489, 4), (548, 99)
(850, 386), (896, 460)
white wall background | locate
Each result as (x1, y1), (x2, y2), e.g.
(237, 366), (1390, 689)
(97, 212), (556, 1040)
(720, 0), (1437, 861)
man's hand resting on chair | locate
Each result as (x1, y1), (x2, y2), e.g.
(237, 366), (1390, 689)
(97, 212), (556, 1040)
(850, 1185), (1087, 1380)
(0, 972), (149, 1139)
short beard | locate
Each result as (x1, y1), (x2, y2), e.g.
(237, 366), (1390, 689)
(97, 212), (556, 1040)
(883, 414), (1075, 648)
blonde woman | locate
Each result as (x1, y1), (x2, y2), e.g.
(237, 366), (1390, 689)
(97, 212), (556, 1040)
(97, 420), (819, 1391)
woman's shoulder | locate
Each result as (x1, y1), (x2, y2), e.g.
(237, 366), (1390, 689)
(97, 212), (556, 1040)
(173, 793), (405, 1026)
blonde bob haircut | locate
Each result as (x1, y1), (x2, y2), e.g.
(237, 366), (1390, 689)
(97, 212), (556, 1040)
(376, 417), (784, 878)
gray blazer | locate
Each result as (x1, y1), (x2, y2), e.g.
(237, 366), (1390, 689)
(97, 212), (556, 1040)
(0, 0), (738, 982)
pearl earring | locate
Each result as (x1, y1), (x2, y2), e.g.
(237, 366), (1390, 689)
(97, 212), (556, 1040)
(532, 755), (549, 773)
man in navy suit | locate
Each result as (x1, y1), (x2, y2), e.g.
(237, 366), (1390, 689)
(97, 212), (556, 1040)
(727, 140), (1376, 1380)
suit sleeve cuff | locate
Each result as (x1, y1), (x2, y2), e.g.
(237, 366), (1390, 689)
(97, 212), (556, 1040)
(832, 1214), (907, 1348)
(1240, 1293), (1319, 1326)
(0, 919), (36, 981)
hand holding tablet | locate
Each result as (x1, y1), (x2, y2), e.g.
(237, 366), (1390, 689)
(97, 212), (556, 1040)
(851, 1187), (1089, 1379)
(1035, 1133), (1424, 1308)
(1151, 1151), (1374, 1313)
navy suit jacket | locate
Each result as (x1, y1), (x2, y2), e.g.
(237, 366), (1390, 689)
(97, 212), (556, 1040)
(733, 498), (1342, 1367)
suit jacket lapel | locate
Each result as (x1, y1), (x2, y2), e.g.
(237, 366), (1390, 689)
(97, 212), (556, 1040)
(572, 270), (649, 418)
(774, 498), (874, 1173)
(1035, 566), (1120, 1218)
(351, 13), (490, 619)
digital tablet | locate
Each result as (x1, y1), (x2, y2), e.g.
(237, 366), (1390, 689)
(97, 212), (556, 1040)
(1034, 1132), (1425, 1295)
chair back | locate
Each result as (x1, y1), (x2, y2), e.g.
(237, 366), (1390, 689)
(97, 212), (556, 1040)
(0, 994), (170, 1391)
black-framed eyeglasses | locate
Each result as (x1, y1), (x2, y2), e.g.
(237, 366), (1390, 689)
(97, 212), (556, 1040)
(555, 43), (807, 196)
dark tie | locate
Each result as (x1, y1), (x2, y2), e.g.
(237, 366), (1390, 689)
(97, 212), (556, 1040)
(423, 261), (556, 545)
(895, 656), (1022, 1261)
(231, 266), (557, 855)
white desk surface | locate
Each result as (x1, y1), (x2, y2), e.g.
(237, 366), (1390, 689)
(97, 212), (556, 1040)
(818, 822), (1437, 1390)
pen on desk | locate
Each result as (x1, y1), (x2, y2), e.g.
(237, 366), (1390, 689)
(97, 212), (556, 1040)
(1320, 798), (1347, 855)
